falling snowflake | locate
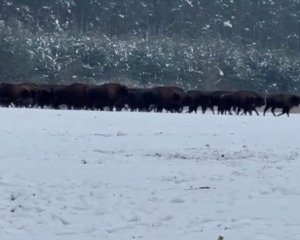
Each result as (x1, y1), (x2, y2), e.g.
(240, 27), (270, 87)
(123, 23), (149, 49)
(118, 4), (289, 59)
(223, 21), (233, 28)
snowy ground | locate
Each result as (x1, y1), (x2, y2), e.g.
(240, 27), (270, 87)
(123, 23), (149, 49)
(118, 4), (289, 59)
(0, 108), (300, 240)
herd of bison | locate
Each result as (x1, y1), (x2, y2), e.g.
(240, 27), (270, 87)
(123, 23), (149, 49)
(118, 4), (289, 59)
(0, 82), (300, 116)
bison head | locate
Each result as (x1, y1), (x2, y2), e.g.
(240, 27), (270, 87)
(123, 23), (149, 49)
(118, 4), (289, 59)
(291, 95), (300, 106)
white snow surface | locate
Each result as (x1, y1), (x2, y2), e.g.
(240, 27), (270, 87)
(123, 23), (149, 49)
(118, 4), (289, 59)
(0, 108), (300, 240)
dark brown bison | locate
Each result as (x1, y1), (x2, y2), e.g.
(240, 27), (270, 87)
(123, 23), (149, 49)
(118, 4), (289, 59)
(0, 83), (14, 107)
(218, 93), (236, 115)
(35, 85), (52, 108)
(33, 84), (60, 109)
(142, 86), (190, 113)
(0, 83), (12, 107)
(170, 87), (191, 112)
(137, 88), (158, 112)
(219, 90), (265, 115)
(187, 90), (214, 114)
(115, 88), (150, 112)
(86, 83), (128, 111)
(0, 82), (39, 107)
(208, 90), (231, 114)
(263, 93), (300, 117)
(20, 82), (48, 108)
(234, 91), (265, 115)
(43, 84), (66, 109)
(52, 83), (88, 110)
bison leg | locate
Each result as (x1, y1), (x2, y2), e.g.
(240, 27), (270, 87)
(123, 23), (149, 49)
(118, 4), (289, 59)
(115, 104), (124, 111)
(277, 111), (285, 117)
(108, 104), (114, 111)
(285, 107), (291, 117)
(218, 106), (226, 115)
(148, 105), (156, 112)
(253, 108), (259, 116)
(246, 107), (258, 116)
(146, 106), (153, 112)
(210, 106), (215, 114)
(52, 103), (60, 110)
(242, 108), (250, 116)
(233, 107), (238, 115)
(236, 107), (240, 115)
(271, 107), (276, 116)
(188, 106), (197, 113)
(177, 107), (183, 113)
(277, 107), (290, 117)
(94, 104), (102, 110)
(156, 106), (163, 113)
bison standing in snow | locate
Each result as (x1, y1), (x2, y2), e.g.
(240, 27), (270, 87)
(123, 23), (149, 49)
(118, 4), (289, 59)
(219, 90), (265, 115)
(142, 86), (191, 113)
(35, 84), (56, 109)
(235, 90), (265, 116)
(0, 82), (39, 107)
(86, 83), (128, 111)
(187, 90), (214, 114)
(52, 83), (88, 110)
(115, 88), (151, 112)
(207, 90), (231, 114)
(263, 93), (300, 117)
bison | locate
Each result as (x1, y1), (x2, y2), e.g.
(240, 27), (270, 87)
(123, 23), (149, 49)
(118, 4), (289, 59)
(52, 83), (88, 110)
(219, 90), (264, 115)
(263, 93), (300, 117)
(142, 86), (190, 113)
(187, 90), (214, 114)
(115, 88), (150, 112)
(34, 84), (55, 109)
(0, 82), (39, 107)
(86, 83), (128, 111)
(235, 91), (265, 115)
(208, 90), (231, 114)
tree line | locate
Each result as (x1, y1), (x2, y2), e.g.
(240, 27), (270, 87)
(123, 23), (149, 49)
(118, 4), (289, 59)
(0, 0), (300, 92)
(1, 0), (300, 49)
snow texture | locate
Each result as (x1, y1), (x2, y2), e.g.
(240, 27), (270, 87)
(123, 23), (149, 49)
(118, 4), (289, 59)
(223, 21), (233, 28)
(0, 108), (300, 240)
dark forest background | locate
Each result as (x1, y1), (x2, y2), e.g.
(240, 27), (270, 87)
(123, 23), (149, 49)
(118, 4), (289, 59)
(1, 0), (300, 93)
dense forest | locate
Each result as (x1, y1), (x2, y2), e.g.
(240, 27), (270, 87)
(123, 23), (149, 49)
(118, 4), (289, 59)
(1, 0), (300, 92)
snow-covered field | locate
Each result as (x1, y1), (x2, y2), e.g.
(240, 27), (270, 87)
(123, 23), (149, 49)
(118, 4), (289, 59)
(0, 108), (300, 240)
